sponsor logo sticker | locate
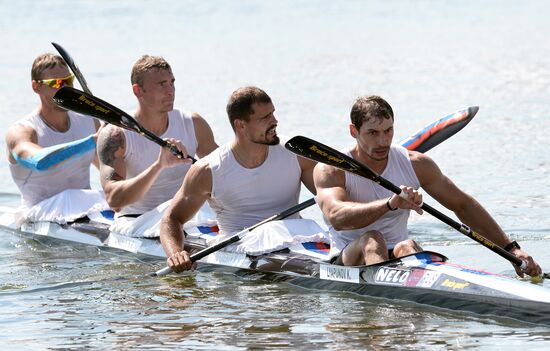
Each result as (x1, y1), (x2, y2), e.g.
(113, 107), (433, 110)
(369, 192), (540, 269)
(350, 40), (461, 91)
(375, 267), (411, 285)
(319, 264), (360, 283)
(404, 269), (441, 287)
(416, 270), (441, 288)
(440, 279), (470, 290)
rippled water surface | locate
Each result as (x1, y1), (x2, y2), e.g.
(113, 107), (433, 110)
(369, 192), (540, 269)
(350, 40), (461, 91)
(1, 1), (550, 349)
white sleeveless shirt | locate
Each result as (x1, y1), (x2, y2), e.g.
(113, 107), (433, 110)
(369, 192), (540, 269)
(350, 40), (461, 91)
(328, 144), (420, 253)
(205, 141), (302, 234)
(9, 110), (96, 207)
(118, 109), (197, 216)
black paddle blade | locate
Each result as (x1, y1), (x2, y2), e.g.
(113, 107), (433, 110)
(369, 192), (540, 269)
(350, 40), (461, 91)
(54, 86), (141, 132)
(53, 86), (192, 162)
(285, 136), (378, 181)
(285, 136), (402, 193)
(51, 42), (92, 95)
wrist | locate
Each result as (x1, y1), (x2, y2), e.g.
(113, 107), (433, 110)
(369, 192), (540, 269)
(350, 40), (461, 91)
(504, 240), (521, 253)
(151, 159), (164, 172)
(386, 196), (398, 211)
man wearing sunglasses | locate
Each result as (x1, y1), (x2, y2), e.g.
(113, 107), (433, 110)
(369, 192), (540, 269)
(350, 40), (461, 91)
(5, 53), (103, 218)
(96, 55), (217, 228)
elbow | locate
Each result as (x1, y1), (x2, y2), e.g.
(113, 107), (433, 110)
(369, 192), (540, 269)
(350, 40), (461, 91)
(159, 209), (184, 240)
(325, 209), (346, 231)
(104, 190), (123, 213)
(330, 221), (346, 231)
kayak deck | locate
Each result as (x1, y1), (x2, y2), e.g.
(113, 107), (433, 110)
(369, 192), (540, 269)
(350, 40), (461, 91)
(2, 215), (550, 325)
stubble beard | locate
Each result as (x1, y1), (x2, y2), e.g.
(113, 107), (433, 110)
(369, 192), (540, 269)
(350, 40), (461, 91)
(252, 127), (280, 146)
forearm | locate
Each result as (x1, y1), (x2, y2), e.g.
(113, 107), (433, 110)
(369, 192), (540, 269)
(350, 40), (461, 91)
(104, 161), (163, 210)
(326, 198), (390, 231)
(160, 213), (186, 256)
(454, 201), (510, 247)
(13, 135), (96, 171)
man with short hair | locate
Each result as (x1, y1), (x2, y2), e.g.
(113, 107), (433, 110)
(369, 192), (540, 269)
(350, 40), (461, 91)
(313, 95), (541, 277)
(97, 55), (217, 217)
(160, 86), (316, 272)
(6, 53), (101, 210)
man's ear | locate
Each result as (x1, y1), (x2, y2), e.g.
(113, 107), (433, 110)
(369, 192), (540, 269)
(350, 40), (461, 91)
(349, 123), (358, 139)
(234, 118), (244, 132)
(31, 80), (41, 94)
(132, 83), (142, 98)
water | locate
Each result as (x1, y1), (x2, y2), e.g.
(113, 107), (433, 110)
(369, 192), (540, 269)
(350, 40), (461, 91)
(1, 0), (550, 349)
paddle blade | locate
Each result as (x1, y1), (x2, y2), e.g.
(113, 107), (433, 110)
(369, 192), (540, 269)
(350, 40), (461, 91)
(400, 106), (478, 153)
(54, 86), (142, 132)
(285, 136), (379, 181)
(52, 42), (92, 95)
(54, 87), (192, 162)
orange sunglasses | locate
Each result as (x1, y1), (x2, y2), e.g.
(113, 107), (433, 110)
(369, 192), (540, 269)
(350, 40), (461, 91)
(36, 74), (75, 89)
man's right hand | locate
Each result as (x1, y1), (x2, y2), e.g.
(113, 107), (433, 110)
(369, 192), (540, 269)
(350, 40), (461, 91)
(167, 250), (194, 273)
(158, 138), (192, 168)
(389, 186), (423, 215)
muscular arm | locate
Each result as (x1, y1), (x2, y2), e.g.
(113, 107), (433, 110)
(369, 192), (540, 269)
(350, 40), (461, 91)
(6, 124), (40, 164)
(192, 112), (218, 158)
(412, 151), (511, 247)
(314, 163), (391, 230)
(97, 126), (163, 211)
(7, 124), (96, 171)
(160, 160), (212, 272)
(412, 151), (541, 276)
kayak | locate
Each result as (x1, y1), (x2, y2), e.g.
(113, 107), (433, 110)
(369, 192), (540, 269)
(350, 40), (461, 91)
(2, 213), (550, 325)
(10, 106), (548, 324)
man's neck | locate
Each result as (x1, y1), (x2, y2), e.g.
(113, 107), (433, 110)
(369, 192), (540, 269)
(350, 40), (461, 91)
(134, 107), (170, 136)
(231, 138), (269, 169)
(38, 105), (70, 133)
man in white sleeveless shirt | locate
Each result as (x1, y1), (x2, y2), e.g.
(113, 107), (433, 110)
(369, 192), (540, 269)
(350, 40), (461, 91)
(6, 53), (101, 208)
(314, 95), (541, 277)
(96, 55), (217, 216)
(160, 86), (317, 272)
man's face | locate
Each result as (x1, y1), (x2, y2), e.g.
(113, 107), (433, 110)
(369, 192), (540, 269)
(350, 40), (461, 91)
(352, 116), (394, 161)
(242, 102), (279, 145)
(34, 65), (73, 111)
(136, 69), (175, 113)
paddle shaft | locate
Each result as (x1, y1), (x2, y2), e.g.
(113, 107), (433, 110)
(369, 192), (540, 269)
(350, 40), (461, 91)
(51, 43), (188, 161)
(152, 197), (317, 276)
(285, 136), (527, 270)
(52, 42), (92, 95)
(53, 87), (195, 162)
(134, 124), (193, 161)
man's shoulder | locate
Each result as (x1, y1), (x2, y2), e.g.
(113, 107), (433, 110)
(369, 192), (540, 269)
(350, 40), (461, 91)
(99, 123), (125, 137)
(202, 143), (227, 165)
(97, 124), (126, 150)
(7, 112), (39, 140)
(406, 149), (431, 163)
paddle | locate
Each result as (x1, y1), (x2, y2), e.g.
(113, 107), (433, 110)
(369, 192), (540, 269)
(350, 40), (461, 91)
(400, 106), (478, 152)
(152, 109), (473, 276)
(53, 86), (195, 162)
(52, 42), (92, 94)
(152, 197), (317, 276)
(284, 135), (530, 272)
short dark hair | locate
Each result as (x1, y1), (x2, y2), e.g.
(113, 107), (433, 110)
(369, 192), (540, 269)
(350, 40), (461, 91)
(226, 86), (272, 130)
(131, 55), (172, 86)
(31, 53), (67, 80)
(350, 95), (394, 130)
